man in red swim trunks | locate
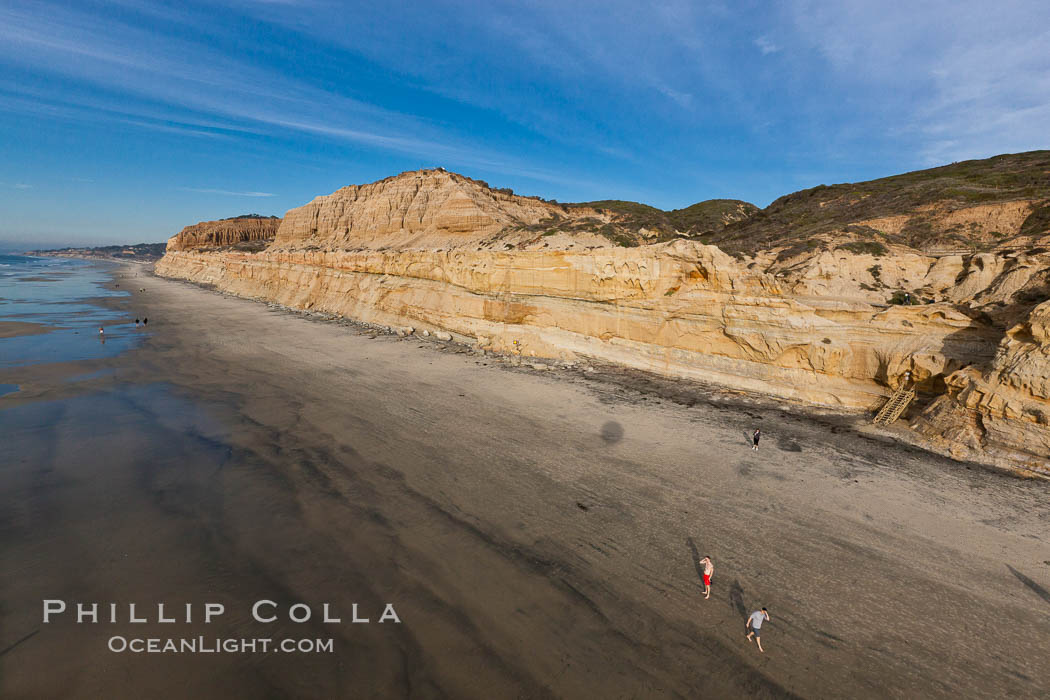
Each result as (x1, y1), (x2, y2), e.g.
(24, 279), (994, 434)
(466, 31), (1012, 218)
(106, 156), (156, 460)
(700, 556), (714, 599)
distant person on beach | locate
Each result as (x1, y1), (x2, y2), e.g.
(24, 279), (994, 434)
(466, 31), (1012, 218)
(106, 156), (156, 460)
(143, 317), (148, 325)
(135, 318), (140, 326)
(98, 326), (104, 336)
(752, 428), (761, 451)
(745, 608), (770, 652)
(700, 556), (714, 599)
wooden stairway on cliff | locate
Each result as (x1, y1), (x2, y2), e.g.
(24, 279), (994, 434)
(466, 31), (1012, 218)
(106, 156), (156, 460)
(873, 387), (916, 425)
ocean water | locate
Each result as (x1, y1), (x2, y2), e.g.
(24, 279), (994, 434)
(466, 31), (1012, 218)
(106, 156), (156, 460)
(0, 254), (142, 369)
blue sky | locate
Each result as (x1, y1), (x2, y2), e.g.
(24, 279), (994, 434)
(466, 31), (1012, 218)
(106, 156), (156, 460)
(1, 0), (1048, 247)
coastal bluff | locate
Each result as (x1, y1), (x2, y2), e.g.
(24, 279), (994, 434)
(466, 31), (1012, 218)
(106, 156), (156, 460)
(156, 157), (1050, 475)
(166, 215), (282, 252)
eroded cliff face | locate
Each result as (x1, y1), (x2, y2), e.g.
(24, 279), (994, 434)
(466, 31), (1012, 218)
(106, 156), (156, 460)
(914, 301), (1050, 471)
(156, 167), (1050, 476)
(167, 216), (282, 252)
(272, 169), (613, 251)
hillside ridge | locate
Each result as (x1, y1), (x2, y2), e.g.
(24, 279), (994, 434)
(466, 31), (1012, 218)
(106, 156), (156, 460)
(168, 152), (1050, 256)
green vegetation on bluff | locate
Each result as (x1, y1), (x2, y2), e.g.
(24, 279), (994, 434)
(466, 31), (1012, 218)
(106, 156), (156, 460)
(708, 150), (1050, 254)
(565, 198), (758, 246)
(524, 151), (1050, 254)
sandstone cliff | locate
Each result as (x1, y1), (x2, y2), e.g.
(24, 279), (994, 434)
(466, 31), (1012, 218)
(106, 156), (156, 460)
(167, 215), (282, 252)
(156, 156), (1050, 476)
(271, 169), (758, 251)
(914, 300), (1050, 470)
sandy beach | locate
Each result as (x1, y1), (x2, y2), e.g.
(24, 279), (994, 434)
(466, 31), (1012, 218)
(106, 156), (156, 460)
(1, 262), (1048, 699)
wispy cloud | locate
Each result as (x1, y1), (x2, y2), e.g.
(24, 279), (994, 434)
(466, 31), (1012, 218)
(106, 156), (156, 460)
(0, 0), (1047, 221)
(0, 1), (587, 188)
(13, 183), (32, 189)
(786, 0), (1050, 164)
(656, 84), (694, 108)
(754, 36), (780, 55)
(179, 188), (275, 197)
(116, 118), (233, 139)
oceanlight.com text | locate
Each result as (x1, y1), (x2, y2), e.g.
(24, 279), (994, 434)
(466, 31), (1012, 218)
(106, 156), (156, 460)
(107, 636), (334, 654)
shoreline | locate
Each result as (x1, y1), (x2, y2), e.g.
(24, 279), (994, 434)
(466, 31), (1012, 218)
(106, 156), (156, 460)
(2, 261), (1048, 698)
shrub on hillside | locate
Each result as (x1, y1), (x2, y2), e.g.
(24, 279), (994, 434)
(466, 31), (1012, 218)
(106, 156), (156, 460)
(888, 290), (920, 305)
(838, 241), (888, 256)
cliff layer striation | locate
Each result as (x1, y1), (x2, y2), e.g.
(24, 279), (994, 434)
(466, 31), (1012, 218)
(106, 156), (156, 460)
(167, 215), (282, 252)
(156, 157), (1050, 475)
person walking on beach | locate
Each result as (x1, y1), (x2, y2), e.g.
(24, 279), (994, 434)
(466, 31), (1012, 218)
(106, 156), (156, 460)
(700, 556), (714, 599)
(143, 317), (148, 326)
(745, 608), (770, 652)
(752, 428), (761, 451)
(98, 326), (104, 336)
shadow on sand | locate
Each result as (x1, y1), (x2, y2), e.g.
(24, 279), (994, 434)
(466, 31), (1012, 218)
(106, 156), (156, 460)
(685, 536), (705, 584)
(728, 579), (747, 617)
(600, 421), (624, 444)
(1007, 564), (1050, 605)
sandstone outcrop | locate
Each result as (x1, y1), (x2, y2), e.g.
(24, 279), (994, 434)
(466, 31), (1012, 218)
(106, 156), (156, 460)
(914, 300), (1050, 471)
(157, 241), (1004, 409)
(166, 216), (281, 252)
(157, 158), (1050, 476)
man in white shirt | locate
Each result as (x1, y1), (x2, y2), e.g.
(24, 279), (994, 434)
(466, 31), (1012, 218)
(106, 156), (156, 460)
(745, 608), (770, 652)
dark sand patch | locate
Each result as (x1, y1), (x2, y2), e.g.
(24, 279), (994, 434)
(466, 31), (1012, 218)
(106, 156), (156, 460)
(0, 320), (54, 338)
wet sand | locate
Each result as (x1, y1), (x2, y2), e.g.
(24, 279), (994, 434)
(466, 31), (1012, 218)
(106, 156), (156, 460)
(0, 320), (54, 338)
(1, 264), (1048, 699)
